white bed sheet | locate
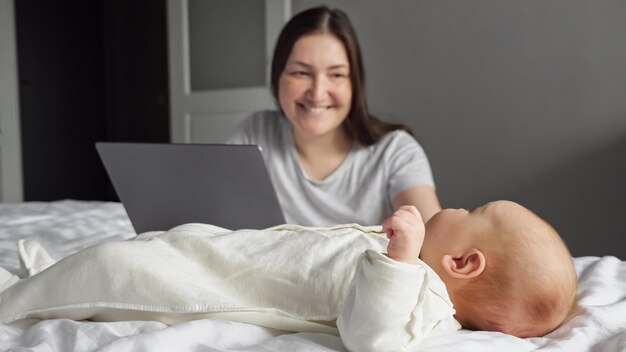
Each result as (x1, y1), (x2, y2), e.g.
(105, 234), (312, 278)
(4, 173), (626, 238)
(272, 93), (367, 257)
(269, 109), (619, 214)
(1, 200), (625, 352)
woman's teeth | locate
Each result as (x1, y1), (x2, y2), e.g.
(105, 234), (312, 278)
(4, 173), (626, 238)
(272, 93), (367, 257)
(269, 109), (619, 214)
(304, 106), (327, 113)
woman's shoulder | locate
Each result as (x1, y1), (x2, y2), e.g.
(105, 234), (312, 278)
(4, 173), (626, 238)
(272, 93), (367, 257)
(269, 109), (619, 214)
(355, 130), (429, 170)
(373, 129), (422, 152)
(228, 110), (287, 144)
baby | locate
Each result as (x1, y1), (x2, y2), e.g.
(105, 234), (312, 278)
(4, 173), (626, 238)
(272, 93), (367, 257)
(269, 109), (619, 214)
(385, 200), (577, 338)
(0, 200), (577, 351)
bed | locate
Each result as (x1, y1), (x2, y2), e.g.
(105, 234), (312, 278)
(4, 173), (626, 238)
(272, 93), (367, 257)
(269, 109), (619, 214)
(1, 200), (625, 352)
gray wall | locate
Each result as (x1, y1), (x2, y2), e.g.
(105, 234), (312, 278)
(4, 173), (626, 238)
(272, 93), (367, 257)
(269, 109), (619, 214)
(293, 0), (626, 259)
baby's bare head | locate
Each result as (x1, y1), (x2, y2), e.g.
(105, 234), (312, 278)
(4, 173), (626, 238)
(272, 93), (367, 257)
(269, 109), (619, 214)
(423, 201), (577, 337)
(454, 202), (577, 337)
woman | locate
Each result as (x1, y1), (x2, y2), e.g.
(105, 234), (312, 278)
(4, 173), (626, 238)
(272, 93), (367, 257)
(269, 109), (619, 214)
(227, 6), (441, 226)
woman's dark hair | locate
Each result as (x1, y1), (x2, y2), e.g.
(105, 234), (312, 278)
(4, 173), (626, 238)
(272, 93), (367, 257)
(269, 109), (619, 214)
(270, 6), (412, 146)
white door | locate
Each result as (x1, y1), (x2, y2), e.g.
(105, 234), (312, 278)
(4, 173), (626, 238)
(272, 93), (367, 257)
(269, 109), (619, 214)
(0, 0), (24, 202)
(167, 0), (291, 143)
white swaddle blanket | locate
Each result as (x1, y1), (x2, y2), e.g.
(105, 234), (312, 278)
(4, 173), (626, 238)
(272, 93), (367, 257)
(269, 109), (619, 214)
(0, 223), (460, 351)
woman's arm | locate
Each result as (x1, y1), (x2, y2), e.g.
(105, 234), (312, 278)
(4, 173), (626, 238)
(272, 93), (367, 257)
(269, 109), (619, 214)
(393, 185), (441, 223)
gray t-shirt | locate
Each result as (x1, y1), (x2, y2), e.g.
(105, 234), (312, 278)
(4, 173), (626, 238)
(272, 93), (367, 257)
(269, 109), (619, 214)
(226, 110), (435, 226)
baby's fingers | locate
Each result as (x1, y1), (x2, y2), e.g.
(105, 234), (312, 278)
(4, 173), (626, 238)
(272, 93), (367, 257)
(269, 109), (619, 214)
(382, 218), (393, 238)
(396, 205), (423, 224)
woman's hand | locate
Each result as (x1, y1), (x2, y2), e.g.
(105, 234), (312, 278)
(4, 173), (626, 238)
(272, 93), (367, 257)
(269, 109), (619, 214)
(382, 205), (425, 264)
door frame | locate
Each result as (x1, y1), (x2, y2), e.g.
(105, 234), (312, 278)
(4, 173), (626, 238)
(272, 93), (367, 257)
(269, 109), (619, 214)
(0, 0), (23, 202)
(167, 0), (291, 143)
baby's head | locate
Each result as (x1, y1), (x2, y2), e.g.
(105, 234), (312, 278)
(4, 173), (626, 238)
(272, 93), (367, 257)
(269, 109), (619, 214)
(420, 200), (577, 337)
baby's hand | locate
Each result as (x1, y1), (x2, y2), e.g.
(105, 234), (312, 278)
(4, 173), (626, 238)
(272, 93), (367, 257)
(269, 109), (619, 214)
(382, 205), (425, 265)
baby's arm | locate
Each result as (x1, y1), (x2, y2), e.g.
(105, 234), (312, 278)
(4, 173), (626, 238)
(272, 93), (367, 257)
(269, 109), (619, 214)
(337, 207), (458, 351)
(382, 205), (425, 264)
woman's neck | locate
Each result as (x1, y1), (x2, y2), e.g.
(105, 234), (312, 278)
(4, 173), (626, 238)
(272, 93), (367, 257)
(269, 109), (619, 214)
(292, 127), (354, 181)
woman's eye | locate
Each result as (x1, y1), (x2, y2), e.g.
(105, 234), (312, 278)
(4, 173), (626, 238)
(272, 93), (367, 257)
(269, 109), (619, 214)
(290, 71), (309, 77)
(330, 73), (348, 79)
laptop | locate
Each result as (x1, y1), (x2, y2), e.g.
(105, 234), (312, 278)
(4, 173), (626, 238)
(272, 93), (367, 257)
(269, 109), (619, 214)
(96, 142), (286, 233)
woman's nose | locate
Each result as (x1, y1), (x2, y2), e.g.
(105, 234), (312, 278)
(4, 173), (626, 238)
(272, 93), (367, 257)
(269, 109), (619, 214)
(305, 75), (328, 102)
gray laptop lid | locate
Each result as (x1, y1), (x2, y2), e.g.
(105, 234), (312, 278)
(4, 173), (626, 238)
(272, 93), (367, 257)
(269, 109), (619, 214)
(96, 142), (286, 233)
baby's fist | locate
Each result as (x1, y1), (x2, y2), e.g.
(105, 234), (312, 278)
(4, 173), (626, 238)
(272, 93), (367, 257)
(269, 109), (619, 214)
(382, 206), (425, 264)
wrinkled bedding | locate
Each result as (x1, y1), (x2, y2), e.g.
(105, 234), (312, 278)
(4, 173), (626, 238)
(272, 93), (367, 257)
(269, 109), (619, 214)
(1, 200), (625, 352)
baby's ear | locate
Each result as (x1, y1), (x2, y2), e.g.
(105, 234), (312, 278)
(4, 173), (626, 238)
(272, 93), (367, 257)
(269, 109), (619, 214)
(441, 249), (486, 279)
